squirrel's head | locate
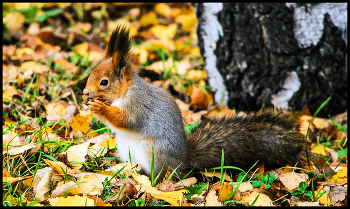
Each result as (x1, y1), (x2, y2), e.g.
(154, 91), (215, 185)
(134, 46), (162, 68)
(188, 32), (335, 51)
(83, 25), (132, 104)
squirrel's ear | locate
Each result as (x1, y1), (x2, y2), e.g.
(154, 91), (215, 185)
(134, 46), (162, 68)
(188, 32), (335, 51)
(105, 25), (131, 61)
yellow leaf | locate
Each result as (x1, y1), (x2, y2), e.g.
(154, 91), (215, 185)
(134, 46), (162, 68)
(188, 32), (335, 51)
(175, 13), (197, 33)
(152, 190), (189, 206)
(155, 3), (171, 17)
(151, 24), (176, 40)
(131, 45), (149, 64)
(200, 170), (233, 182)
(127, 170), (152, 186)
(43, 159), (74, 175)
(49, 195), (94, 206)
(20, 61), (49, 73)
(66, 141), (90, 169)
(107, 162), (142, 173)
(101, 137), (117, 149)
(332, 167), (347, 184)
(313, 117), (326, 129)
(88, 51), (104, 62)
(3, 13), (24, 32)
(3, 87), (21, 101)
(71, 112), (92, 133)
(311, 145), (327, 156)
(187, 70), (206, 80)
(14, 3), (31, 9)
(139, 12), (158, 27)
(319, 189), (331, 205)
(51, 181), (82, 197)
(73, 42), (88, 56)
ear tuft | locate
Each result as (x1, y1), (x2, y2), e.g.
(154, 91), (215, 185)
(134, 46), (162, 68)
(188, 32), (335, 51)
(105, 25), (131, 67)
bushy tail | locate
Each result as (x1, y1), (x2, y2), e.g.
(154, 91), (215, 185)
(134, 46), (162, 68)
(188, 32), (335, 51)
(186, 111), (308, 172)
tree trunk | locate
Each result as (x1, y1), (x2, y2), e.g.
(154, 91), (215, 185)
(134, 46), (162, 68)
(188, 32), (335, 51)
(196, 3), (347, 117)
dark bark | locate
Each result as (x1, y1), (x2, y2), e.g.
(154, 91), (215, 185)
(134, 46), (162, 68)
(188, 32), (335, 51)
(196, 3), (347, 117)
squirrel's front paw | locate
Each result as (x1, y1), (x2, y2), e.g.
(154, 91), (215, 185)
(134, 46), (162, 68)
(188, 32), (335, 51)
(88, 100), (107, 113)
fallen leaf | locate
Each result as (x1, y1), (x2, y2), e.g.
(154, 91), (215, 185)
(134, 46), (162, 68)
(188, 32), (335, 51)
(332, 167), (347, 184)
(33, 167), (53, 201)
(139, 12), (158, 27)
(205, 189), (222, 206)
(189, 84), (213, 109)
(186, 69), (206, 80)
(159, 180), (175, 192)
(66, 141), (90, 169)
(45, 100), (69, 117)
(20, 61), (49, 73)
(151, 24), (176, 40)
(3, 142), (38, 156)
(311, 144), (327, 156)
(70, 112), (93, 133)
(87, 143), (107, 158)
(318, 187), (332, 205)
(153, 189), (189, 206)
(236, 182), (254, 192)
(174, 177), (197, 188)
(3, 87), (22, 101)
(242, 191), (273, 206)
(105, 183), (136, 205)
(3, 12), (24, 32)
(77, 173), (104, 195)
(218, 182), (235, 201)
(155, 3), (171, 17)
(43, 159), (74, 175)
(100, 136), (117, 150)
(298, 201), (320, 206)
(51, 181), (82, 197)
(278, 172), (308, 191)
(175, 13), (197, 33)
(200, 170), (233, 182)
(108, 162), (142, 173)
(72, 172), (117, 184)
(73, 42), (88, 57)
(49, 195), (94, 206)
(54, 59), (77, 75)
(329, 185), (347, 203)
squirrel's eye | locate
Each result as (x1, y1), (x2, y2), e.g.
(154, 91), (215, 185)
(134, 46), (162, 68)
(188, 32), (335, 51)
(100, 79), (108, 86)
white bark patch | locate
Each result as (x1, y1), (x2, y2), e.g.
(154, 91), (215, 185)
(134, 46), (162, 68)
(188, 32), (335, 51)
(286, 3), (347, 48)
(271, 71), (301, 109)
(201, 3), (228, 105)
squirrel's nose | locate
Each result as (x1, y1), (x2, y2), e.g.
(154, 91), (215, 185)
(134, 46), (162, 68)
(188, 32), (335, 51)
(83, 88), (89, 95)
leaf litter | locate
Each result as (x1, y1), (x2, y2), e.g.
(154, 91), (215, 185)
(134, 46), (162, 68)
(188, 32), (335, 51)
(2, 2), (347, 206)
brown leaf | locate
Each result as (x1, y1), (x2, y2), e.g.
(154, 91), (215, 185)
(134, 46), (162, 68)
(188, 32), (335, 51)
(105, 183), (136, 205)
(189, 85), (213, 110)
(174, 177), (197, 188)
(159, 180), (175, 192)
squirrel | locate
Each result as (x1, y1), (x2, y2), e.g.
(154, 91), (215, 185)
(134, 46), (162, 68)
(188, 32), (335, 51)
(83, 26), (308, 180)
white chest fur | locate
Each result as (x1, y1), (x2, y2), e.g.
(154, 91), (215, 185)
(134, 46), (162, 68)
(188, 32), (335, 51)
(103, 98), (151, 175)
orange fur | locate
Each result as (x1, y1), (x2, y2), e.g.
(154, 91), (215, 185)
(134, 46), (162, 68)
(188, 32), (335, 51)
(115, 64), (132, 98)
(102, 105), (128, 129)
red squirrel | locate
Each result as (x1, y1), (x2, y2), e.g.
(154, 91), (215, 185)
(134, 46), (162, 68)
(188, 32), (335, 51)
(83, 26), (307, 180)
